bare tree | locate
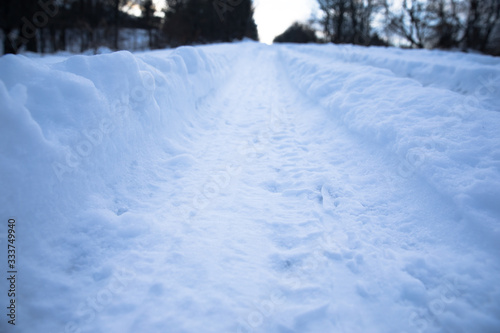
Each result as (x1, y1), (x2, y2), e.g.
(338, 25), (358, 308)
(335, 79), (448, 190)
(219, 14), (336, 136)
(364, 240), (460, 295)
(141, 0), (155, 48)
(387, 0), (430, 48)
(426, 0), (462, 49)
(319, 0), (348, 43)
(318, 0), (384, 44)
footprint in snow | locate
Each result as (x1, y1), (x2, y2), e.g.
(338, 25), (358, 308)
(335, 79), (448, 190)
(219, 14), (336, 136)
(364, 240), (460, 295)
(320, 183), (339, 211)
(320, 183), (365, 213)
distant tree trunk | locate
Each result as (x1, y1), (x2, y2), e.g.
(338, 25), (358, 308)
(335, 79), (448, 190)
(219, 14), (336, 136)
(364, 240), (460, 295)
(142, 0), (154, 48)
(464, 0), (479, 49)
(113, 0), (120, 49)
(49, 25), (57, 52)
(59, 26), (66, 51)
(335, 2), (346, 43)
(323, 10), (332, 41)
(25, 30), (37, 52)
(350, 0), (359, 43)
(40, 28), (46, 53)
(3, 29), (17, 54)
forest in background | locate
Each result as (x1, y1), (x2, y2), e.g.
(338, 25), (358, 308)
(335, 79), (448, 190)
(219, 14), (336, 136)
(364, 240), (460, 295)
(1, 0), (499, 56)
(0, 0), (257, 54)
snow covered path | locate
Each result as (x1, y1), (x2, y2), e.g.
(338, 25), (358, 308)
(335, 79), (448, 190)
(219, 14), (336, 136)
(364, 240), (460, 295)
(163, 46), (498, 333)
(1, 43), (500, 332)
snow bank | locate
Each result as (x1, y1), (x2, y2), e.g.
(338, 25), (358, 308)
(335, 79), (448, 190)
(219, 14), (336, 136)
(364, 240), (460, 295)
(0, 45), (233, 332)
(1, 45), (230, 190)
(278, 44), (500, 241)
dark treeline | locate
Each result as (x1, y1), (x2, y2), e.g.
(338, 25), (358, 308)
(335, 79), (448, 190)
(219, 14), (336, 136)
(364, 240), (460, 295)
(0, 0), (257, 54)
(163, 0), (257, 46)
(275, 0), (500, 56)
(387, 0), (500, 54)
(1, 0), (499, 56)
(1, 0), (154, 54)
(317, 0), (388, 45)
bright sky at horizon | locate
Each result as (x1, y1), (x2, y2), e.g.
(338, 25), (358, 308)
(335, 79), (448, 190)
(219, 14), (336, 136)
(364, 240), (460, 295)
(253, 0), (319, 44)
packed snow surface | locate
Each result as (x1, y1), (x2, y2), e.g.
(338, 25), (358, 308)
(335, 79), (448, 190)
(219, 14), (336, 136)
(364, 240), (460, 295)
(1, 42), (500, 333)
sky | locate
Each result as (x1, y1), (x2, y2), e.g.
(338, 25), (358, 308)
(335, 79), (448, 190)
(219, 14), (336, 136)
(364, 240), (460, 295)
(253, 0), (319, 44)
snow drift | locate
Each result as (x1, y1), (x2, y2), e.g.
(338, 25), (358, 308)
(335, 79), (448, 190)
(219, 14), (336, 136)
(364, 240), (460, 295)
(278, 43), (500, 241)
(0, 45), (234, 332)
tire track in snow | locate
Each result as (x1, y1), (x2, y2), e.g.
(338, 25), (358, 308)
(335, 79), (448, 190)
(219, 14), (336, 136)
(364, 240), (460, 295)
(144, 45), (491, 333)
(94, 44), (500, 333)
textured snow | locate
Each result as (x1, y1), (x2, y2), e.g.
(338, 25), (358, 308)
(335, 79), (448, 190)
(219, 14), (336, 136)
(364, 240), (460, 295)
(1, 42), (499, 333)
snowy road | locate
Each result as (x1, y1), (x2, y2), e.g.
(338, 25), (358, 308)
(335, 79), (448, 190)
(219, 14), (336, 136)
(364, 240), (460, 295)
(1, 43), (500, 332)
